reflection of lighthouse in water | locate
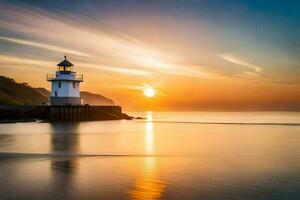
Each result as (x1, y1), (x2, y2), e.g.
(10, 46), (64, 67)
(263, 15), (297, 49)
(50, 123), (80, 173)
(49, 123), (80, 199)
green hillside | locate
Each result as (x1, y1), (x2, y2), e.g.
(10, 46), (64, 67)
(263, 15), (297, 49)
(0, 76), (48, 105)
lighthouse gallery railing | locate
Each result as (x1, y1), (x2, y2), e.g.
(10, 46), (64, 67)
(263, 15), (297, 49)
(47, 73), (83, 81)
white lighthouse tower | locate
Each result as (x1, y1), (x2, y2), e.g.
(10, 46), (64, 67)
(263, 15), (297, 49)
(47, 56), (83, 105)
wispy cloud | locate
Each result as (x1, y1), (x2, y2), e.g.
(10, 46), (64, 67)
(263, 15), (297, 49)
(0, 54), (148, 76)
(160, 64), (214, 78)
(0, 36), (92, 58)
(0, 54), (53, 68)
(80, 63), (149, 76)
(219, 54), (263, 72)
(0, 2), (216, 79)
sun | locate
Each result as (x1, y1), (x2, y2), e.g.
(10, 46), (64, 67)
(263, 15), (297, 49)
(144, 87), (156, 98)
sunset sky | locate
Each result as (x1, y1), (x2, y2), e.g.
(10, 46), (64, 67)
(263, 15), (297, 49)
(0, 0), (299, 110)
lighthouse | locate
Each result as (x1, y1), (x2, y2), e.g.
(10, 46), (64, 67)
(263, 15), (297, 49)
(47, 56), (83, 105)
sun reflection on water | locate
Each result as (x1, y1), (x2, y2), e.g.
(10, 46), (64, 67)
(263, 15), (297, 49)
(145, 111), (154, 155)
(129, 111), (165, 199)
(129, 157), (166, 200)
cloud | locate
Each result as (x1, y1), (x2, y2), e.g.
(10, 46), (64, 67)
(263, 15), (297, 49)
(0, 54), (148, 76)
(0, 54), (53, 68)
(80, 63), (149, 76)
(0, 2), (218, 80)
(0, 36), (92, 58)
(159, 64), (213, 78)
(219, 54), (263, 72)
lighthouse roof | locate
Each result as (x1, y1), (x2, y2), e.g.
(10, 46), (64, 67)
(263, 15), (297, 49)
(57, 56), (74, 66)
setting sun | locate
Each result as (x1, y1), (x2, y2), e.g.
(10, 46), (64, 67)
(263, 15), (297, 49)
(144, 87), (156, 98)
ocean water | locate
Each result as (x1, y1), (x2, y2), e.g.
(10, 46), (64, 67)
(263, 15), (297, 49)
(0, 111), (300, 200)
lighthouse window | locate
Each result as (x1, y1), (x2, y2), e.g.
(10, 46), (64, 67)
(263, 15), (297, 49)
(66, 66), (71, 71)
(58, 82), (61, 88)
(73, 82), (76, 88)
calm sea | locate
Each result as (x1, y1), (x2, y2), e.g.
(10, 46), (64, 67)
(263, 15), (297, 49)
(0, 111), (300, 200)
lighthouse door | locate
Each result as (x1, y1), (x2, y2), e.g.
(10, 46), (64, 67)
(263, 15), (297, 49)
(55, 91), (57, 97)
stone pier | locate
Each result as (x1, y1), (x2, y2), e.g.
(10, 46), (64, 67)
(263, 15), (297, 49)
(0, 105), (126, 122)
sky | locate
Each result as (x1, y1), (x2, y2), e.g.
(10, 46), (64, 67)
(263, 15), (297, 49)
(0, 0), (299, 111)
